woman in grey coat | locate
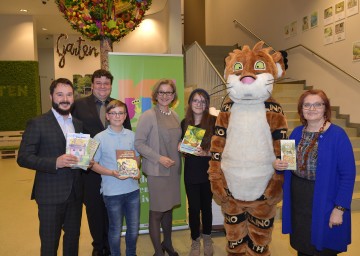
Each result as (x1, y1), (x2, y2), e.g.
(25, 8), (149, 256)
(135, 79), (181, 256)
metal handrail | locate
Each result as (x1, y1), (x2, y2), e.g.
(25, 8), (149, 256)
(185, 41), (228, 108)
(285, 44), (360, 83)
(233, 19), (360, 84)
(233, 19), (272, 49)
(186, 41), (227, 85)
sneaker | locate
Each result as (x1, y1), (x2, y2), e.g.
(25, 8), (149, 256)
(202, 234), (214, 256)
(188, 237), (201, 256)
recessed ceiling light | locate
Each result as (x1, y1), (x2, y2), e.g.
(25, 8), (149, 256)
(42, 28), (48, 31)
(20, 9), (28, 13)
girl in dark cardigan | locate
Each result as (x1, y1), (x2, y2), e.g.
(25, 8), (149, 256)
(180, 88), (216, 256)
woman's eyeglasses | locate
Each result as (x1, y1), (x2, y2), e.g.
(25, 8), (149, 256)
(192, 99), (206, 105)
(107, 112), (125, 117)
(157, 91), (174, 96)
(302, 102), (325, 110)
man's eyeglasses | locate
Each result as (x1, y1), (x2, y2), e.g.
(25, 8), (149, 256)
(107, 112), (125, 117)
(94, 82), (111, 87)
(157, 91), (174, 96)
(302, 102), (325, 110)
(192, 99), (206, 105)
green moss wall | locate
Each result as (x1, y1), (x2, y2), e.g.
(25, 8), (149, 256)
(0, 61), (41, 131)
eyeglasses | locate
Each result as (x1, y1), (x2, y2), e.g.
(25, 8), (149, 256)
(94, 82), (111, 87)
(192, 99), (206, 105)
(157, 91), (174, 96)
(302, 102), (325, 110)
(107, 111), (125, 117)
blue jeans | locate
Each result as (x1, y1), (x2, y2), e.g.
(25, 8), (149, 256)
(103, 189), (140, 256)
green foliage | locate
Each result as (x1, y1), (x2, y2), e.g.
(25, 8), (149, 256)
(73, 74), (92, 98)
(56, 0), (152, 42)
(0, 61), (41, 131)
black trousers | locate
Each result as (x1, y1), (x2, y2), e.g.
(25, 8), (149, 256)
(83, 171), (109, 251)
(185, 181), (213, 240)
(38, 188), (82, 256)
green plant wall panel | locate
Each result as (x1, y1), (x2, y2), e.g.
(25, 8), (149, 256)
(0, 61), (41, 131)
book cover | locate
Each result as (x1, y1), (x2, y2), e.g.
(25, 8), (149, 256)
(66, 133), (99, 170)
(280, 139), (297, 171)
(179, 125), (206, 155)
(116, 150), (139, 177)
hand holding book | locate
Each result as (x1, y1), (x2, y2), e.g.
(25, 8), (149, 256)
(116, 150), (140, 178)
(179, 125), (206, 155)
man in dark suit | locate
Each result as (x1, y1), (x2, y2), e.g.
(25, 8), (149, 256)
(17, 78), (83, 256)
(72, 69), (131, 256)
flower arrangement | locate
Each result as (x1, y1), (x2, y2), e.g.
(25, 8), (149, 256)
(56, 0), (152, 42)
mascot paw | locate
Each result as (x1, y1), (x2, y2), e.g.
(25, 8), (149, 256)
(213, 192), (229, 203)
(211, 182), (229, 203)
(221, 197), (238, 212)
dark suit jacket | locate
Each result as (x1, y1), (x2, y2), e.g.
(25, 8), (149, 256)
(72, 94), (132, 138)
(17, 110), (83, 204)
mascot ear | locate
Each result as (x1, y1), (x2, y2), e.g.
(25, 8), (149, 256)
(272, 50), (288, 79)
(279, 50), (289, 70)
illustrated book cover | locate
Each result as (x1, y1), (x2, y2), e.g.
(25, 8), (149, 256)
(116, 150), (139, 177)
(179, 125), (206, 155)
(280, 139), (297, 171)
(66, 133), (99, 170)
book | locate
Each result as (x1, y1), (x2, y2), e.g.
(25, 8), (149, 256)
(280, 139), (297, 171)
(179, 125), (206, 155)
(66, 133), (99, 170)
(116, 150), (139, 177)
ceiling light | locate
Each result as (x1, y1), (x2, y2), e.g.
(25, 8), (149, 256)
(20, 9), (28, 13)
(42, 28), (48, 31)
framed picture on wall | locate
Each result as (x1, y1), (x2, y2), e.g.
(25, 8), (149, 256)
(324, 6), (334, 25)
(334, 21), (345, 42)
(323, 25), (334, 45)
(334, 1), (346, 21)
(347, 0), (359, 17)
(302, 16), (310, 32)
(290, 21), (297, 36)
(284, 24), (290, 38)
(353, 41), (360, 61)
(311, 11), (318, 28)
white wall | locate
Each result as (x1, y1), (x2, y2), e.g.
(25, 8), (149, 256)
(0, 15), (36, 61)
(53, 34), (100, 80)
(205, 0), (360, 123)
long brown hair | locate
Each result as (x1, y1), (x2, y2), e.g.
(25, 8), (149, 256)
(184, 89), (215, 151)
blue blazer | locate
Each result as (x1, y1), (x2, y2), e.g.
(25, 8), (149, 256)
(282, 124), (356, 252)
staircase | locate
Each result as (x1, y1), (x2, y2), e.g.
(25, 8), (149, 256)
(201, 45), (238, 75)
(272, 81), (360, 213)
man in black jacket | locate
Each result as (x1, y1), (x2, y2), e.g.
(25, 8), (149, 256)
(72, 69), (131, 256)
(18, 78), (83, 255)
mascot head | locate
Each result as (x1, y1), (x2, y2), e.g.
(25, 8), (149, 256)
(224, 41), (286, 104)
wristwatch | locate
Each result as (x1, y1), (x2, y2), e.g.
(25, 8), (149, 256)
(334, 205), (346, 212)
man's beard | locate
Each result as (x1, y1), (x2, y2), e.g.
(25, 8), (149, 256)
(52, 101), (73, 115)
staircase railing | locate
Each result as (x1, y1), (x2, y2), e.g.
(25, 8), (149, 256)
(185, 41), (227, 109)
(233, 19), (360, 84)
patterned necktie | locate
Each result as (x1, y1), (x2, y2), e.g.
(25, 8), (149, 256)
(99, 101), (106, 127)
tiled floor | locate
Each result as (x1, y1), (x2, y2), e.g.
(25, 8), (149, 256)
(0, 158), (359, 255)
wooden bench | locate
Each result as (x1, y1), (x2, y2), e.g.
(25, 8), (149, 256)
(0, 131), (23, 159)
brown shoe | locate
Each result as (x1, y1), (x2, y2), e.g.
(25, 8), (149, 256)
(188, 237), (200, 256)
(203, 234), (214, 256)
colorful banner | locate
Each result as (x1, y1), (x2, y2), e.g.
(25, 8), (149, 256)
(109, 53), (187, 232)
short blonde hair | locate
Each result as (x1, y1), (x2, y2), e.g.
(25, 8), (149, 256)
(151, 79), (178, 106)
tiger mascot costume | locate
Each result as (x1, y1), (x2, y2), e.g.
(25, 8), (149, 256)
(208, 41), (288, 256)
